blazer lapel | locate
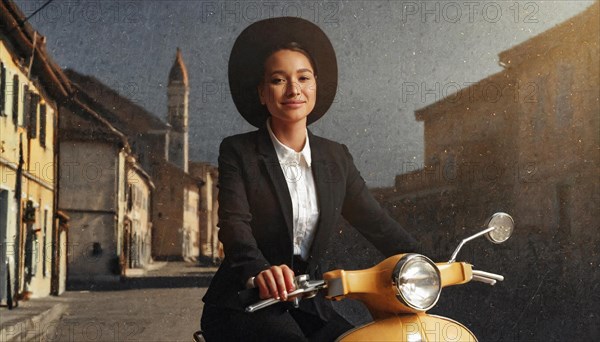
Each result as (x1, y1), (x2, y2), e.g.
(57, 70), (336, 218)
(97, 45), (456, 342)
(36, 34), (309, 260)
(307, 129), (335, 266)
(256, 124), (295, 242)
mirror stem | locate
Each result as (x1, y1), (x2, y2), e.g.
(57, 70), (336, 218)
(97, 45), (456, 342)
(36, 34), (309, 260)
(448, 226), (496, 263)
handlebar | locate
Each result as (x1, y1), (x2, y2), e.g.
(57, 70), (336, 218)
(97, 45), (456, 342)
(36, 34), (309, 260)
(245, 266), (506, 313)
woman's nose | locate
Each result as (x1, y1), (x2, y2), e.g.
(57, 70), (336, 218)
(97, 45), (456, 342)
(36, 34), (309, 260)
(285, 81), (301, 97)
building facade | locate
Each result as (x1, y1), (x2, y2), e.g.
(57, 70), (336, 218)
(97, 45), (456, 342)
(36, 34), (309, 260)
(59, 79), (158, 285)
(1, 0), (70, 301)
(380, 4), (599, 340)
(64, 53), (208, 263)
(151, 160), (201, 261)
(124, 160), (154, 270)
(190, 161), (221, 264)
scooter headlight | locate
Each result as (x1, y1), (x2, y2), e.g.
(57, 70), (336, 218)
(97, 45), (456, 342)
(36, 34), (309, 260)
(392, 254), (441, 311)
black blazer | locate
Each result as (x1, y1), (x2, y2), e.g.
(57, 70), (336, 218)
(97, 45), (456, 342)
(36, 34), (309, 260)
(202, 122), (420, 313)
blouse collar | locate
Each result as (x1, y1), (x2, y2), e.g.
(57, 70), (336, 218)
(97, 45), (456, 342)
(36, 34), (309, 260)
(266, 117), (312, 167)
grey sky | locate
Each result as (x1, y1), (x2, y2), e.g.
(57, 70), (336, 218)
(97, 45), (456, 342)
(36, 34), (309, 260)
(16, 0), (595, 186)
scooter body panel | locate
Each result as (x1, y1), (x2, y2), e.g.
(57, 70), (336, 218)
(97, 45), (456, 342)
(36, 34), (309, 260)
(337, 314), (477, 342)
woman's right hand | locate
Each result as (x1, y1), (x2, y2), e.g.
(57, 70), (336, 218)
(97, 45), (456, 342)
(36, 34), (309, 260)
(255, 265), (296, 301)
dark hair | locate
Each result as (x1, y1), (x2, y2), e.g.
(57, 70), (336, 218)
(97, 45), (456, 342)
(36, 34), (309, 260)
(258, 42), (318, 85)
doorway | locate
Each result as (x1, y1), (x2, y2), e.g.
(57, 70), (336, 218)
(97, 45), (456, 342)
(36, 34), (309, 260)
(0, 190), (9, 303)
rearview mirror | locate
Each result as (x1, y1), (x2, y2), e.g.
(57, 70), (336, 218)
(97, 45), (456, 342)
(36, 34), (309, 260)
(449, 212), (515, 262)
(485, 212), (514, 244)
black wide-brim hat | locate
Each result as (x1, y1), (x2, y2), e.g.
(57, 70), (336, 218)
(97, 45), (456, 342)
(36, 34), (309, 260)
(229, 17), (338, 128)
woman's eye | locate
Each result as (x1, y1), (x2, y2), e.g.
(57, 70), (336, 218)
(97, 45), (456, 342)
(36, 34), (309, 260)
(270, 78), (284, 85)
(299, 75), (311, 81)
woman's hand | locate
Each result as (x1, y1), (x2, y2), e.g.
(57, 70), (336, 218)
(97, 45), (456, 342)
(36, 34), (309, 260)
(255, 265), (296, 301)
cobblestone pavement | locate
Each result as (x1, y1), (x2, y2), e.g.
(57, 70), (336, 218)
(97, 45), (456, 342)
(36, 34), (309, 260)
(45, 287), (206, 342)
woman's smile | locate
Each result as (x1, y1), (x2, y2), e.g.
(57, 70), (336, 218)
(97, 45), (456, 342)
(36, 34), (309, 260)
(281, 100), (307, 109)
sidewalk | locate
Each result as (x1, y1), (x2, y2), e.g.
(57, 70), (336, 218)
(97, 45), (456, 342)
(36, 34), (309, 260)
(0, 262), (216, 341)
(0, 296), (68, 342)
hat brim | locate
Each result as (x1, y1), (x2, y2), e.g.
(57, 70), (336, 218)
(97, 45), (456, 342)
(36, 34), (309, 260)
(229, 17), (338, 128)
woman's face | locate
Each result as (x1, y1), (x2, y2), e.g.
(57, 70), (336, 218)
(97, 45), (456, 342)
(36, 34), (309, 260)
(258, 49), (317, 127)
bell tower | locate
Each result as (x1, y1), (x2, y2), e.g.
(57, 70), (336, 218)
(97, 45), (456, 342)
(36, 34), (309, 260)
(167, 48), (189, 172)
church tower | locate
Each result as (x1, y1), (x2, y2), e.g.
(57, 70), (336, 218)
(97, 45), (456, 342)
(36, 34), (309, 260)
(167, 48), (189, 172)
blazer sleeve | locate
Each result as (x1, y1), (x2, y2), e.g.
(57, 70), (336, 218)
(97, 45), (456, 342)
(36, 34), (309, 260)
(216, 137), (270, 284)
(340, 144), (422, 256)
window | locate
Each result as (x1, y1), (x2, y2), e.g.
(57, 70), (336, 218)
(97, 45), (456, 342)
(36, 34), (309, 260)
(43, 209), (48, 277)
(22, 85), (29, 130)
(127, 185), (133, 211)
(25, 209), (39, 278)
(0, 62), (6, 116)
(12, 75), (19, 126)
(39, 104), (46, 147)
(135, 187), (141, 207)
(0, 191), (9, 284)
(27, 92), (38, 139)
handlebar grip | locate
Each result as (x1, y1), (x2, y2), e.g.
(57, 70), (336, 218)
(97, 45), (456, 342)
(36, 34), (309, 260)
(245, 288), (304, 313)
(472, 270), (504, 286)
(472, 270), (504, 282)
(245, 298), (279, 313)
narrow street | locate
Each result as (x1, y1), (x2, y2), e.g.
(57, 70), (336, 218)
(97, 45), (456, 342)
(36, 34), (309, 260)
(45, 287), (206, 342)
(36, 262), (214, 342)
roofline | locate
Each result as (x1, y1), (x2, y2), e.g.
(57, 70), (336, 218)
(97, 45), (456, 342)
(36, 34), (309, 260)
(157, 159), (205, 186)
(415, 3), (598, 122)
(414, 71), (513, 121)
(126, 157), (155, 190)
(64, 68), (170, 132)
(498, 2), (599, 68)
(66, 95), (130, 151)
(0, 0), (72, 99)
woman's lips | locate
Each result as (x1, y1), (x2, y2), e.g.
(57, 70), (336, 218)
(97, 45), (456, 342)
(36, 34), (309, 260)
(281, 101), (305, 109)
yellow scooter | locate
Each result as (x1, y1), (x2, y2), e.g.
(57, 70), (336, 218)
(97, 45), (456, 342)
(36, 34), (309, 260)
(244, 212), (514, 342)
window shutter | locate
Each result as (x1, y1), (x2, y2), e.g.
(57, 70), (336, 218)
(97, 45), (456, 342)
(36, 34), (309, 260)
(12, 75), (19, 125)
(39, 103), (47, 147)
(0, 63), (5, 116)
(22, 85), (29, 129)
(28, 92), (38, 139)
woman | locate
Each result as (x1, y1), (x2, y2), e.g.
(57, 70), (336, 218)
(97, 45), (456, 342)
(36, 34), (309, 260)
(201, 17), (420, 341)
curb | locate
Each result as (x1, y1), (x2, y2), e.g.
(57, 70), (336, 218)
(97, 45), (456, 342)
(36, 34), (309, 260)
(0, 302), (67, 342)
(67, 273), (214, 291)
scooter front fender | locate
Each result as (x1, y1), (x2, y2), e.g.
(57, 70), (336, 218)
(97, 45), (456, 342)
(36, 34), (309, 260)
(337, 313), (477, 342)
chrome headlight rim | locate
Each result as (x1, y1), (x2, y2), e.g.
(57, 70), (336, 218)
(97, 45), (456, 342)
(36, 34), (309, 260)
(392, 253), (442, 312)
